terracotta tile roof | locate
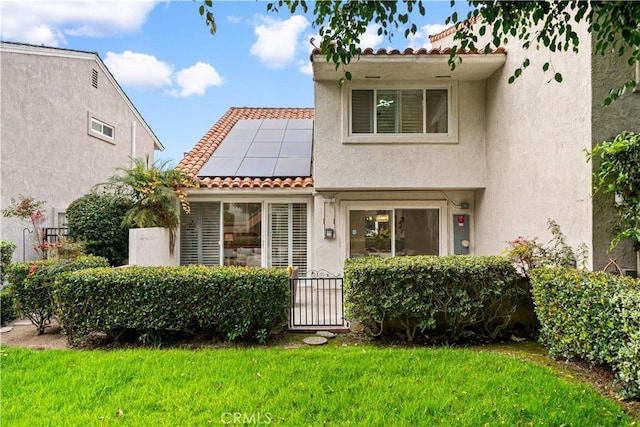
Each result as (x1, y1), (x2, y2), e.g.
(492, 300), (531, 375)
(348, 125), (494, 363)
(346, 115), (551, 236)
(311, 45), (504, 57)
(178, 107), (314, 189)
(428, 14), (483, 43)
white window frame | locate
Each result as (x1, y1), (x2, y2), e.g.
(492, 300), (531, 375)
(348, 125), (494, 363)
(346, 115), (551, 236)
(87, 113), (115, 143)
(266, 202), (310, 274)
(343, 82), (458, 144)
(181, 198), (311, 270)
(344, 201), (448, 258)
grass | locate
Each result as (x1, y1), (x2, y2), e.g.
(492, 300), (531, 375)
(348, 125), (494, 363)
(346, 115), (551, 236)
(1, 344), (634, 426)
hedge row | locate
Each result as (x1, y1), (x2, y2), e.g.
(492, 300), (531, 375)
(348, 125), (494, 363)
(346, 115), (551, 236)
(531, 268), (640, 399)
(55, 266), (289, 345)
(6, 256), (110, 334)
(344, 256), (526, 341)
(0, 288), (16, 325)
(1, 240), (16, 284)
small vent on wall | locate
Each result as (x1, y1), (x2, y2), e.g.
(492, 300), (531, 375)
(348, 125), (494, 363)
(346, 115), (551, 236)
(92, 69), (98, 89)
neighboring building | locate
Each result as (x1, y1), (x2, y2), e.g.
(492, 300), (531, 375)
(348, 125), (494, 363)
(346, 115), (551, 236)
(0, 41), (163, 261)
(178, 21), (640, 277)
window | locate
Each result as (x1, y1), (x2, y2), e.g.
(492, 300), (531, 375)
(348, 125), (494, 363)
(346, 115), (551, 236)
(351, 88), (449, 135)
(268, 203), (308, 275)
(180, 202), (221, 266)
(180, 201), (308, 273)
(223, 202), (262, 267)
(349, 207), (441, 258)
(88, 115), (115, 142)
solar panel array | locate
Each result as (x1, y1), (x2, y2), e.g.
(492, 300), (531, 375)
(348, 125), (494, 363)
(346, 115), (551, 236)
(198, 119), (313, 178)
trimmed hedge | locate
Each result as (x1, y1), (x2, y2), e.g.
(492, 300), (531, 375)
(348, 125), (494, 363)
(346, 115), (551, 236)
(6, 256), (109, 334)
(54, 266), (289, 345)
(66, 193), (132, 265)
(0, 287), (17, 325)
(531, 268), (640, 399)
(1, 240), (16, 284)
(344, 256), (525, 341)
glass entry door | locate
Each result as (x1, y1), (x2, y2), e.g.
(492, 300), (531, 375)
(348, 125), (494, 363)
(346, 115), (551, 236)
(223, 202), (262, 267)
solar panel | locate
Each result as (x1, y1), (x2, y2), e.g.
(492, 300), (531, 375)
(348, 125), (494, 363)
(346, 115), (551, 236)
(211, 141), (251, 158)
(286, 119), (313, 130)
(247, 142), (282, 157)
(274, 158), (312, 176)
(280, 143), (311, 158)
(236, 157), (277, 176)
(198, 157), (242, 176)
(254, 129), (285, 142)
(198, 118), (313, 178)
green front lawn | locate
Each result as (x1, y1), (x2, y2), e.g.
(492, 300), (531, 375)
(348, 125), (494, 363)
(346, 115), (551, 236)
(0, 345), (632, 426)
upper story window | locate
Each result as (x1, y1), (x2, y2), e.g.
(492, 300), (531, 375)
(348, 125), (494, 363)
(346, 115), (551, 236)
(88, 114), (115, 143)
(345, 84), (457, 144)
(352, 89), (448, 134)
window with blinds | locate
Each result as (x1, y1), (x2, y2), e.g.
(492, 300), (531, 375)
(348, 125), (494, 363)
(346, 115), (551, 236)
(268, 203), (307, 275)
(351, 88), (448, 135)
(180, 202), (221, 266)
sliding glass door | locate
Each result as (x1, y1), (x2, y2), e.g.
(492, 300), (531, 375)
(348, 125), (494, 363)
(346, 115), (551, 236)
(349, 208), (440, 258)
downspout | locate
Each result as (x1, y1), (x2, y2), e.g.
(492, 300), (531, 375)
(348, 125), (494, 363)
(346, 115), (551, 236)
(131, 121), (136, 165)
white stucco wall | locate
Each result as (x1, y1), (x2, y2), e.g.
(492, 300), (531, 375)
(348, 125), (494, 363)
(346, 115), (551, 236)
(461, 24), (594, 263)
(129, 228), (178, 267)
(0, 45), (159, 262)
(312, 79), (487, 190)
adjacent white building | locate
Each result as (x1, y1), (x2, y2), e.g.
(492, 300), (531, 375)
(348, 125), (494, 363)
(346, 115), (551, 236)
(0, 42), (163, 261)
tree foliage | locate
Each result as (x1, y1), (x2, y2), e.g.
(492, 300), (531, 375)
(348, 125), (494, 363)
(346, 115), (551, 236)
(66, 193), (132, 266)
(200, 1), (640, 102)
(588, 132), (640, 251)
(102, 157), (192, 231)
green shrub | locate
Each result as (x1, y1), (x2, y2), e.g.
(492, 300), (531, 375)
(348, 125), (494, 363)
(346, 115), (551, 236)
(55, 266), (289, 345)
(66, 193), (132, 265)
(1, 240), (16, 284)
(344, 256), (524, 341)
(531, 268), (640, 399)
(0, 287), (17, 325)
(6, 255), (109, 334)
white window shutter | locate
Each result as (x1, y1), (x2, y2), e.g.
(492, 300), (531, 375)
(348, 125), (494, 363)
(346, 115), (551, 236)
(269, 203), (307, 275)
(180, 202), (221, 265)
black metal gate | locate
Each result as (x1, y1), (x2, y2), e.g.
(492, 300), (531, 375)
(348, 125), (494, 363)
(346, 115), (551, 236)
(290, 270), (345, 328)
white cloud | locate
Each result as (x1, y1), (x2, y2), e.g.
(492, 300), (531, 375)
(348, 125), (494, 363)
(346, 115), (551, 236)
(227, 15), (242, 24)
(0, 1), (158, 46)
(250, 15), (309, 68)
(105, 51), (223, 97)
(105, 51), (173, 91)
(172, 62), (224, 97)
(408, 24), (450, 50)
(298, 60), (313, 76)
(358, 24), (384, 49)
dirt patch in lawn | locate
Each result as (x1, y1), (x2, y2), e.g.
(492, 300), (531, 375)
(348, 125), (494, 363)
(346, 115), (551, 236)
(0, 318), (69, 350)
(1, 320), (638, 420)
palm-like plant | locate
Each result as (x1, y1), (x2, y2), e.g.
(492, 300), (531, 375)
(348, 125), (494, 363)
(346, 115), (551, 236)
(103, 157), (192, 254)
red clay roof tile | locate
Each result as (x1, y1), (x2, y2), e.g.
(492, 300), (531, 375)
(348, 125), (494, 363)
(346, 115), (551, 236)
(311, 44), (504, 57)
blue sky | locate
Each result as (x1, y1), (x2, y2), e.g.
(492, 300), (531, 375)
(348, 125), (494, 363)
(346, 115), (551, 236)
(0, 1), (467, 164)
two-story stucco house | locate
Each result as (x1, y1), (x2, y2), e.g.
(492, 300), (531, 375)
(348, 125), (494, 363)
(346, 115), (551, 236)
(177, 22), (640, 281)
(0, 41), (163, 262)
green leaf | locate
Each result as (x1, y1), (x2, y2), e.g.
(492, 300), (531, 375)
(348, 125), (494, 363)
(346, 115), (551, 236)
(554, 73), (563, 83)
